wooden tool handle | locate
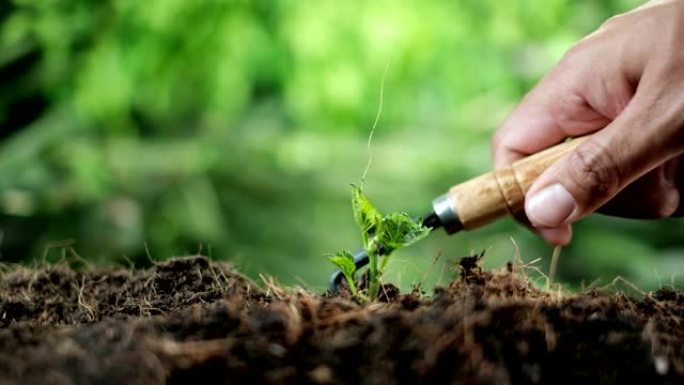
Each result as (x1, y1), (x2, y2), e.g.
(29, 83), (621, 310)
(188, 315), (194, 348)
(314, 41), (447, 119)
(446, 136), (588, 230)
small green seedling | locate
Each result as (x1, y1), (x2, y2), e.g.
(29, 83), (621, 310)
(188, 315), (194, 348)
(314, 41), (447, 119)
(326, 250), (366, 300)
(327, 185), (430, 301)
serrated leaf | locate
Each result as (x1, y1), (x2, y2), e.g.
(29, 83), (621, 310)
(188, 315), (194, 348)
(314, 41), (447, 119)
(379, 212), (431, 254)
(327, 250), (356, 278)
(351, 184), (381, 247)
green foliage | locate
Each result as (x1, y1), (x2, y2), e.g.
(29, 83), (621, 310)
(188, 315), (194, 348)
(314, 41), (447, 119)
(326, 251), (361, 298)
(351, 184), (382, 250)
(330, 185), (430, 300)
(378, 212), (431, 255)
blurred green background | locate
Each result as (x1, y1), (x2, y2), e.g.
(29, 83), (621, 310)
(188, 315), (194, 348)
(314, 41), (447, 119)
(1, 0), (682, 292)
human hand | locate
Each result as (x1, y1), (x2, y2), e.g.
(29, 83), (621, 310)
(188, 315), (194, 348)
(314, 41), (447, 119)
(492, 0), (684, 245)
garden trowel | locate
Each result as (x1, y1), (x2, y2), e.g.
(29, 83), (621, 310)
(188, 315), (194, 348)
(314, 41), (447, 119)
(330, 135), (588, 291)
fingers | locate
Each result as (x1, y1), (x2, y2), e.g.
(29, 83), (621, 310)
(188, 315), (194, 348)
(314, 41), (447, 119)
(491, 51), (613, 245)
(510, 204), (573, 246)
(492, 64), (611, 169)
(524, 86), (684, 235)
(491, 0), (684, 245)
(597, 161), (681, 218)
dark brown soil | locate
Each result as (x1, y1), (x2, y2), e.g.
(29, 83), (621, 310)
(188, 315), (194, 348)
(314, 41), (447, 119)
(0, 255), (683, 385)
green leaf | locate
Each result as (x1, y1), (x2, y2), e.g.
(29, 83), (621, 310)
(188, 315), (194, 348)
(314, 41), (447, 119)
(351, 184), (381, 247)
(379, 212), (431, 254)
(327, 250), (362, 299)
(327, 250), (357, 278)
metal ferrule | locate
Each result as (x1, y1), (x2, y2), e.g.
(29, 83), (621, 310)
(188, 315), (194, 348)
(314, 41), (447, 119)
(432, 194), (464, 234)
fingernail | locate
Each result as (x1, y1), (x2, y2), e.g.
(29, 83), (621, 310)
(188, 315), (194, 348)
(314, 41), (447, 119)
(526, 183), (576, 227)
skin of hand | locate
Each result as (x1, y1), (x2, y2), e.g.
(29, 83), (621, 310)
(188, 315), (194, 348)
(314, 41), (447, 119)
(492, 0), (684, 246)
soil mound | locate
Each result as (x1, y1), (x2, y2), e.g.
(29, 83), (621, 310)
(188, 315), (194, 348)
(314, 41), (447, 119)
(0, 256), (683, 385)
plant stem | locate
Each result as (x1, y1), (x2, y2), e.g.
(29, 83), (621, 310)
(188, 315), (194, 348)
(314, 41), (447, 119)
(345, 275), (359, 297)
(380, 253), (391, 270)
(368, 249), (380, 300)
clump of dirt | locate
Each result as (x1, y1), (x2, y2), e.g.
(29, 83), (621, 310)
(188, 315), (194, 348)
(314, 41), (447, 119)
(0, 255), (683, 385)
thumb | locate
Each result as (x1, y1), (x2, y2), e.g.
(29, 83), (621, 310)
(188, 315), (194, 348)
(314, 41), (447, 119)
(524, 100), (681, 229)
